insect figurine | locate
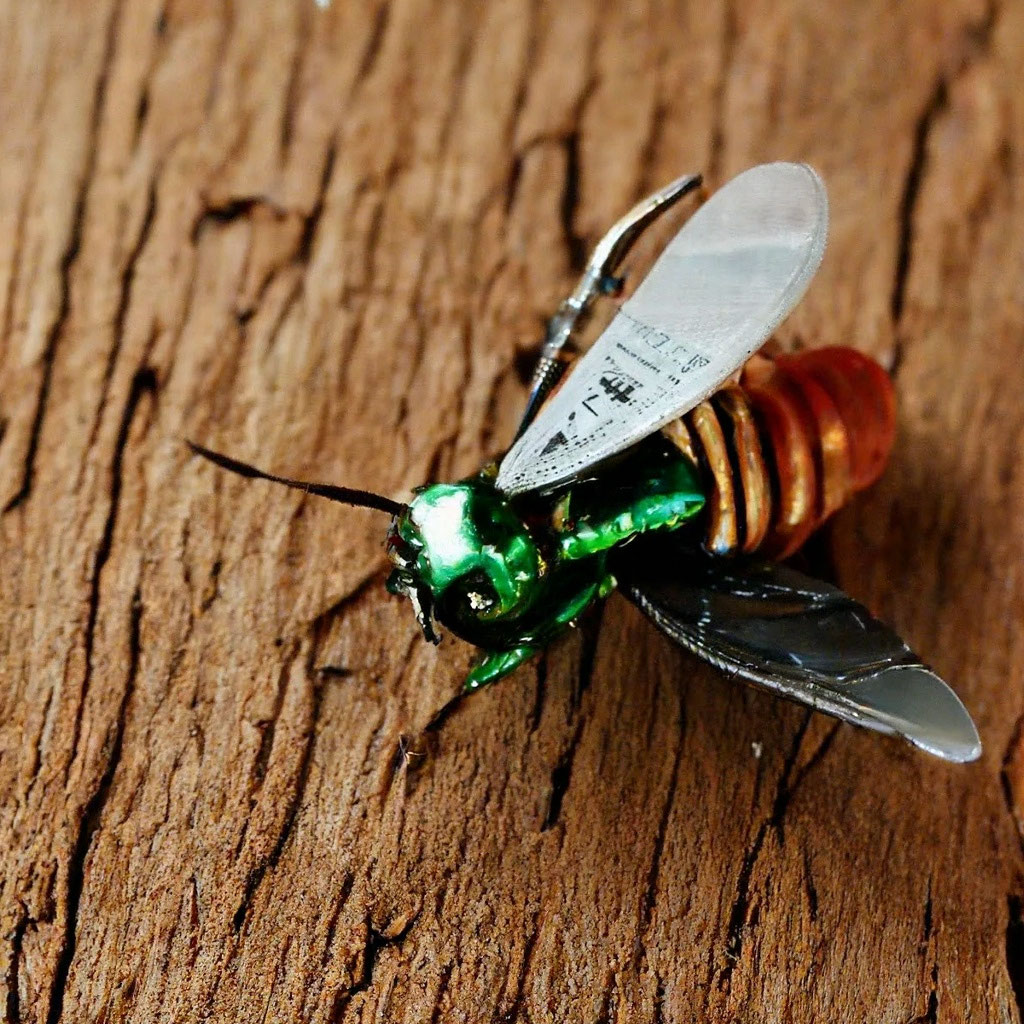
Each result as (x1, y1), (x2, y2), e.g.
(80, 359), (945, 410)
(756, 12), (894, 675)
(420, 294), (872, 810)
(190, 162), (981, 763)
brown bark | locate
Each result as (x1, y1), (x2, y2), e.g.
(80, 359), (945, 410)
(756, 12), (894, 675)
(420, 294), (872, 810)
(1, 0), (1023, 1020)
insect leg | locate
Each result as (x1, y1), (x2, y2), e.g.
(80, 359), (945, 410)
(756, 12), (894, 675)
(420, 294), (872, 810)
(465, 644), (541, 691)
(514, 172), (703, 438)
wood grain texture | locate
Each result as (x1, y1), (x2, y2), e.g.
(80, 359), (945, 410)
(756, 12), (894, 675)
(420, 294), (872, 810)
(2, 0), (1023, 1020)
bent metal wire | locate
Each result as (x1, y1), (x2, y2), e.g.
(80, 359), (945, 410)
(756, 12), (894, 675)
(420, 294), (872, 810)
(189, 163), (981, 764)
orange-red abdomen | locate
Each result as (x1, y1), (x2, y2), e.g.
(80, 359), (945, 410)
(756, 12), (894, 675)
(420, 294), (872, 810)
(665, 346), (896, 559)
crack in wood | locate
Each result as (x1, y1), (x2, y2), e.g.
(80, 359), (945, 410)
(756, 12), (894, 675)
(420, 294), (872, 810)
(258, 937), (291, 1024)
(297, 140), (337, 266)
(902, 875), (942, 1024)
(541, 608), (604, 832)
(24, 687), (56, 790)
(890, 78), (948, 330)
(234, 134), (338, 331)
(423, 689), (470, 736)
(802, 845), (819, 923)
(394, 272), (439, 442)
(652, 973), (668, 1024)
(637, 94), (669, 199)
(891, 0), (999, 337)
(2, 228), (70, 507)
(1006, 895), (1024, 1020)
(308, 570), (383, 651)
(501, 0), (539, 216)
(130, 0), (170, 153)
(541, 717), (584, 832)
(67, 367), (157, 784)
(41, 352), (155, 1023)
(922, 875), (934, 946)
(47, 582), (143, 1024)
(909, 882), (941, 1024)
(328, 912), (419, 1022)
(320, 873), (355, 969)
(251, 659), (292, 789)
(559, 132), (587, 274)
(4, 917), (26, 1024)
(2, 0), (122, 515)
(0, 160), (31, 364)
(501, 906), (543, 1021)
(231, 639), (315, 933)
(638, 704), (685, 950)
(355, 2), (392, 89)
(716, 713), (835, 991)
(427, 963), (453, 1024)
(572, 601), (604, 711)
(191, 196), (289, 244)
(636, 7), (670, 199)
(1002, 709), (1024, 858)
(335, 157), (409, 405)
(527, 650), (548, 736)
(83, 178), (159, 461)
(913, 962), (940, 1024)
(595, 973), (616, 1023)
(778, 723), (841, 834)
(279, 0), (310, 158)
(707, 0), (737, 183)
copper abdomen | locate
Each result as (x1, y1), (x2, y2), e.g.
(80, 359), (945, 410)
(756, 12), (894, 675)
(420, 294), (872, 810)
(663, 346), (896, 559)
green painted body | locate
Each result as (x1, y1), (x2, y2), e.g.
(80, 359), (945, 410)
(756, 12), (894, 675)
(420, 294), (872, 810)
(386, 440), (706, 689)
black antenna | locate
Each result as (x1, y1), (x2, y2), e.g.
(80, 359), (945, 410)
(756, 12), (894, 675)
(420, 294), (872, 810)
(187, 441), (405, 516)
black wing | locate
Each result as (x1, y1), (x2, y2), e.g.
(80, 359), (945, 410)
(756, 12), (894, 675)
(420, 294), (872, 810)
(616, 542), (980, 762)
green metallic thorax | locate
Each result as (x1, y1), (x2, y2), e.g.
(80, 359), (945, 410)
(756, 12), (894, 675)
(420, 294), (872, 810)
(386, 441), (705, 689)
(395, 483), (541, 616)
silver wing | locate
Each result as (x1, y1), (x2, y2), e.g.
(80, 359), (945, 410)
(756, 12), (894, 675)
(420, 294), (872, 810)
(497, 162), (828, 494)
(619, 545), (981, 763)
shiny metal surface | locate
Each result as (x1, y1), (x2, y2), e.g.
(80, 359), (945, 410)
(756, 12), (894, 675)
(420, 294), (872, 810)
(514, 172), (703, 438)
(620, 546), (981, 763)
(499, 163), (829, 494)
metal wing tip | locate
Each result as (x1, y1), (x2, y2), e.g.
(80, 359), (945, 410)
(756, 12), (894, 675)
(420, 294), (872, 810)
(853, 665), (982, 763)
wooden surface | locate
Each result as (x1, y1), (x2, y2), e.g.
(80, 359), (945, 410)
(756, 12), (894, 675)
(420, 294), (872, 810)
(2, 0), (1024, 1020)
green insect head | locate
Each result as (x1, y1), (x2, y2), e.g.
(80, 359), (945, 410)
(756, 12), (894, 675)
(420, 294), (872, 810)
(386, 478), (545, 645)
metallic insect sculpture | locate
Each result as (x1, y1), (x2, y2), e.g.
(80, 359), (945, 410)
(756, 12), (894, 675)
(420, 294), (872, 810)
(190, 163), (981, 763)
